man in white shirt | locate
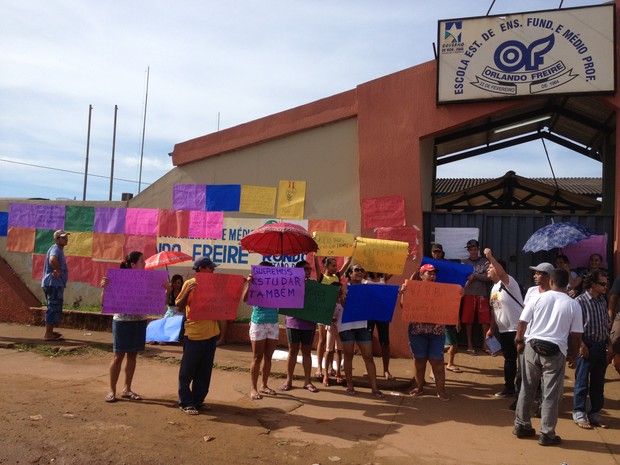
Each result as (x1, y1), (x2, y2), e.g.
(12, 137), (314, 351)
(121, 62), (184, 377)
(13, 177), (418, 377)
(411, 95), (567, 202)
(513, 269), (583, 447)
(485, 249), (523, 398)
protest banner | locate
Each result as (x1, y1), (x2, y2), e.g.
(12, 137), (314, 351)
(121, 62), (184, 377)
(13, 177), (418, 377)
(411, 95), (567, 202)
(279, 280), (338, 325)
(420, 257), (473, 287)
(102, 269), (168, 315)
(189, 273), (246, 320)
(341, 284), (399, 323)
(400, 279), (461, 325)
(361, 195), (406, 229)
(353, 237), (409, 275)
(247, 265), (305, 308)
(313, 231), (355, 257)
(239, 185), (277, 215)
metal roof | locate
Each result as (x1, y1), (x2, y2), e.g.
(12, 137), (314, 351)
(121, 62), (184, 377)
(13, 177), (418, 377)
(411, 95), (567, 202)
(436, 176), (602, 197)
(434, 96), (616, 166)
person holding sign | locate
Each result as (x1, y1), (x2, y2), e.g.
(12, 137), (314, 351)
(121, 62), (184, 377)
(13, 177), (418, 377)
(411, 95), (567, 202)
(101, 251), (169, 403)
(402, 264), (450, 401)
(175, 257), (220, 415)
(242, 261), (279, 400)
(340, 265), (384, 398)
(313, 255), (352, 381)
(281, 260), (319, 393)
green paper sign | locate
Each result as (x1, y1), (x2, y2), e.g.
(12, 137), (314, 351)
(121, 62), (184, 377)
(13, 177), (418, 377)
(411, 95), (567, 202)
(279, 280), (338, 325)
(34, 229), (55, 254)
(64, 206), (95, 232)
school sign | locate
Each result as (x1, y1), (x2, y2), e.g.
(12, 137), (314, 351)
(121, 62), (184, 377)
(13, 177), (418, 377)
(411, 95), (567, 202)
(437, 4), (615, 103)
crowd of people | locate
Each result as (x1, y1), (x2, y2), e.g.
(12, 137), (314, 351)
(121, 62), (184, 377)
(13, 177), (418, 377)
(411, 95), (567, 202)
(38, 230), (620, 445)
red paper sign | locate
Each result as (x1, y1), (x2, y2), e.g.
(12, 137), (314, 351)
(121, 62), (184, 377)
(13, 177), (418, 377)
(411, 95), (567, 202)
(362, 195), (406, 229)
(189, 273), (245, 320)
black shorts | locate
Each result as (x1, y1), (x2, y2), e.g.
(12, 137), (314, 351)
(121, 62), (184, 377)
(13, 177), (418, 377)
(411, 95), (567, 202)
(286, 328), (315, 346)
(367, 320), (390, 345)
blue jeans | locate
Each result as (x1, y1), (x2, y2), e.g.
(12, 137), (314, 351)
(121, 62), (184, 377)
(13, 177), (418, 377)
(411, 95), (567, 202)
(573, 340), (607, 424)
(515, 343), (566, 436)
(178, 336), (217, 408)
(43, 286), (64, 325)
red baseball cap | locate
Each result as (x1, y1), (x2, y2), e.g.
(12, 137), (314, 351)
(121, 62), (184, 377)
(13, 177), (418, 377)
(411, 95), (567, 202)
(420, 264), (438, 273)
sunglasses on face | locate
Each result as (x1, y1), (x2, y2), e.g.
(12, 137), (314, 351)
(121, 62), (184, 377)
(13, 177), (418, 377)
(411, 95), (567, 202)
(353, 268), (365, 273)
(597, 281), (608, 287)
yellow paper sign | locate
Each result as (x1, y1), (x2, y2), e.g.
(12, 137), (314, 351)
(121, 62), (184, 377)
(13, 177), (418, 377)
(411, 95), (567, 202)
(313, 232), (355, 257)
(400, 279), (461, 325)
(353, 237), (408, 275)
(63, 231), (94, 257)
(276, 180), (306, 219)
(239, 185), (277, 215)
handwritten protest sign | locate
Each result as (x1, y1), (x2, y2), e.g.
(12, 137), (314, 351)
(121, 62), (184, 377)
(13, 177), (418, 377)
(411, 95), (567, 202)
(341, 284), (399, 323)
(400, 279), (461, 325)
(247, 265), (305, 308)
(279, 280), (338, 325)
(362, 195), (406, 229)
(420, 257), (473, 287)
(313, 232), (355, 257)
(102, 269), (168, 315)
(375, 226), (418, 256)
(94, 207), (126, 234)
(189, 273), (245, 320)
(276, 180), (306, 220)
(239, 185), (277, 215)
(173, 184), (206, 211)
(353, 237), (409, 275)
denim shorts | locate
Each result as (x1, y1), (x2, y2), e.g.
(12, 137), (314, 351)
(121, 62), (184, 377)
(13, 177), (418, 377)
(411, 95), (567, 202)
(339, 327), (373, 345)
(113, 319), (147, 353)
(408, 332), (446, 360)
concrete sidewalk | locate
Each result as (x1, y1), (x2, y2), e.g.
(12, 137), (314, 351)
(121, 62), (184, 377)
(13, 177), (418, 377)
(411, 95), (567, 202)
(1, 321), (619, 464)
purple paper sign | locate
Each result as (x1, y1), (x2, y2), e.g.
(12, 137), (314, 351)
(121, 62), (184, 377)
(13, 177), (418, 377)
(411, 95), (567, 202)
(246, 265), (305, 308)
(94, 207), (126, 234)
(102, 269), (168, 315)
(188, 211), (224, 239)
(9, 204), (66, 229)
(173, 184), (207, 211)
(125, 208), (159, 236)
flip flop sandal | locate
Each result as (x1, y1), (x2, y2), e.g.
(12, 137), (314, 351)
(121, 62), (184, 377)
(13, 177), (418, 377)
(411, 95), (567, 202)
(280, 383), (292, 392)
(409, 388), (425, 397)
(591, 422), (609, 429)
(576, 421), (593, 429)
(260, 387), (277, 396)
(305, 384), (319, 393)
(44, 334), (64, 341)
(335, 377), (344, 384)
(437, 393), (450, 402)
(372, 391), (385, 399)
(346, 388), (356, 396)
(104, 393), (117, 403)
(250, 391), (263, 400)
(466, 349), (477, 356)
(179, 406), (199, 415)
(121, 392), (142, 401)
(446, 367), (463, 373)
(196, 403), (212, 411)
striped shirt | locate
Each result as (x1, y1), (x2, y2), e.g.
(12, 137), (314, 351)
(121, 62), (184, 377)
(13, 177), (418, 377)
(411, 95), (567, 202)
(575, 290), (610, 343)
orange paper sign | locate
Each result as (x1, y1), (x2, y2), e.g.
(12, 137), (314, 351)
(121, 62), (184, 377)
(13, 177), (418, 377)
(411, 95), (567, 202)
(400, 279), (461, 325)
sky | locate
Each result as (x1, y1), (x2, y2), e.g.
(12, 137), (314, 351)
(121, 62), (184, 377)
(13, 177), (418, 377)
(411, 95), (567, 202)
(0, 0), (606, 201)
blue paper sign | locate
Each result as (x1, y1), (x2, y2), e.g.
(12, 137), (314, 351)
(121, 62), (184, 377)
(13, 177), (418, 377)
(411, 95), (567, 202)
(0, 212), (8, 236)
(206, 184), (241, 211)
(146, 315), (184, 342)
(341, 284), (399, 323)
(420, 257), (473, 287)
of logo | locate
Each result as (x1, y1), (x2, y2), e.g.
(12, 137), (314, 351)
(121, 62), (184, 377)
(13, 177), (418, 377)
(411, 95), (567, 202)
(471, 33), (578, 96)
(494, 34), (554, 72)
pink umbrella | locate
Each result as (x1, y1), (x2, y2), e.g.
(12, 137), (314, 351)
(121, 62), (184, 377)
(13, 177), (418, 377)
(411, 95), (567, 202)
(240, 222), (318, 256)
(144, 251), (193, 270)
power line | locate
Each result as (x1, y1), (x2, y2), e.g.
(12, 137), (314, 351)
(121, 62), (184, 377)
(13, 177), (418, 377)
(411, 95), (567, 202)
(0, 157), (151, 186)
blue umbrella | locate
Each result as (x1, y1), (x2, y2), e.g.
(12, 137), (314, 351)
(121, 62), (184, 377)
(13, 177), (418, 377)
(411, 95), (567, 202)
(522, 222), (595, 253)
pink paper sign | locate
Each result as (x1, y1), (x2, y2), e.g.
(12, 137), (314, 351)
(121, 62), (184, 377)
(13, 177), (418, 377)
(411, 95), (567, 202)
(188, 211), (224, 239)
(102, 269), (168, 314)
(247, 265), (305, 308)
(189, 273), (245, 320)
(362, 195), (406, 229)
(125, 208), (159, 236)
